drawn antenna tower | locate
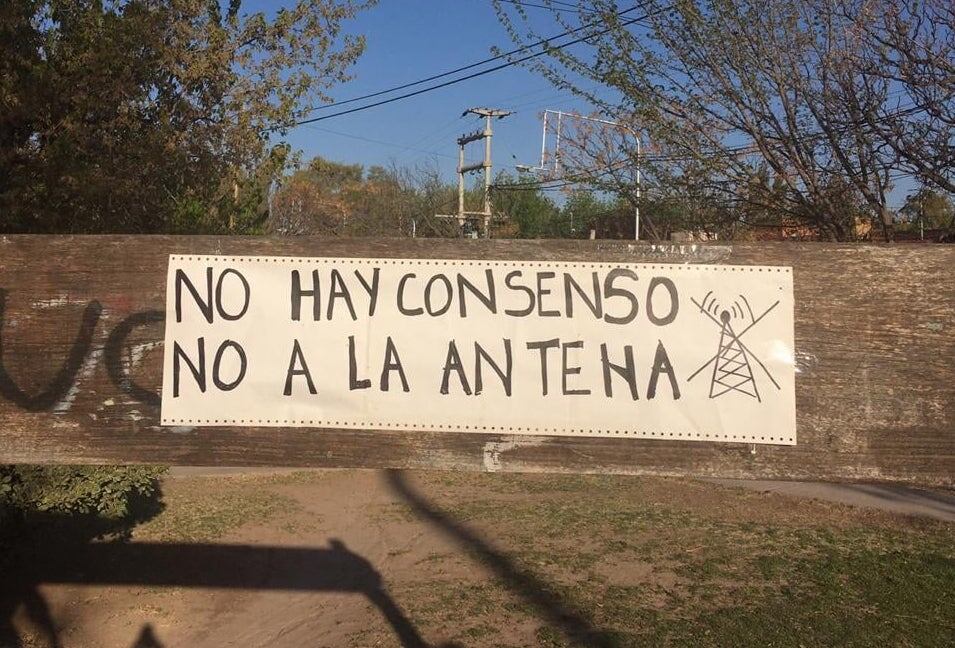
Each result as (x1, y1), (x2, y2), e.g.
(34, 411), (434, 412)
(709, 310), (760, 401)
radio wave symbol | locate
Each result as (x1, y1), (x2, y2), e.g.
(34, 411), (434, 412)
(699, 291), (756, 325)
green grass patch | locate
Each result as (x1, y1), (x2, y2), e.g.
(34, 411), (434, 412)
(133, 478), (300, 542)
(403, 473), (955, 647)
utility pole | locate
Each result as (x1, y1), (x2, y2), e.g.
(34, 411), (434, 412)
(436, 107), (512, 238)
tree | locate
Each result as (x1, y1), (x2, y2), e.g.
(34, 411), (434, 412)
(900, 188), (954, 231)
(0, 0), (372, 234)
(490, 171), (561, 237)
(270, 168), (346, 236)
(269, 157), (365, 235)
(0, 0), (372, 540)
(270, 156), (470, 238)
(849, 0), (954, 195)
(493, 0), (950, 240)
(561, 190), (611, 237)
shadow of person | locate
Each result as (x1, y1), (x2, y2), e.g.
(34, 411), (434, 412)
(129, 623), (164, 648)
(0, 578), (62, 648)
(384, 469), (620, 647)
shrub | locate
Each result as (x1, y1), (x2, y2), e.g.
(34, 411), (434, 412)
(0, 465), (166, 538)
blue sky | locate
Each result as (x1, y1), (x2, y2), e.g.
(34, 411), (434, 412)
(270, 0), (594, 180)
(255, 0), (915, 206)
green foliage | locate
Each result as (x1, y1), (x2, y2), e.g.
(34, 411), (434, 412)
(271, 155), (400, 235)
(491, 172), (562, 238)
(302, 157), (365, 194)
(271, 160), (666, 241)
(0, 465), (165, 522)
(0, 0), (371, 234)
(900, 188), (954, 231)
(563, 190), (622, 238)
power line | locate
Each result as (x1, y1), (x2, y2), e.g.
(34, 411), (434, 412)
(271, 5), (665, 130)
(395, 115), (468, 164)
(509, 89), (585, 111)
(494, 0), (602, 15)
(537, 0), (607, 11)
(287, 4), (639, 122)
(497, 83), (569, 106)
(303, 125), (457, 160)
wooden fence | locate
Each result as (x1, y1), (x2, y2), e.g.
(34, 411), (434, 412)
(0, 235), (952, 486)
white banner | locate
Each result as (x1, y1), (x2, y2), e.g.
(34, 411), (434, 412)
(160, 255), (796, 445)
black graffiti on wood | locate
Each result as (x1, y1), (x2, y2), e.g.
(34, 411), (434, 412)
(104, 310), (165, 410)
(0, 289), (103, 412)
(0, 289), (165, 413)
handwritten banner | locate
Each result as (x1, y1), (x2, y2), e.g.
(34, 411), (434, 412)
(160, 255), (795, 444)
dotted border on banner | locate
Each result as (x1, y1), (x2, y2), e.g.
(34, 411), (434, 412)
(168, 255), (794, 274)
(164, 255), (794, 444)
(159, 418), (795, 444)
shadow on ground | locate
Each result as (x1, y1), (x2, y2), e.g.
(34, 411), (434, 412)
(2, 538), (433, 647)
(0, 475), (451, 648)
(2, 469), (623, 647)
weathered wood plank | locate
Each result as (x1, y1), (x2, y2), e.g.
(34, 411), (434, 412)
(0, 235), (952, 486)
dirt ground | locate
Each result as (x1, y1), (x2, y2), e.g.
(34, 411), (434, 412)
(3, 470), (954, 648)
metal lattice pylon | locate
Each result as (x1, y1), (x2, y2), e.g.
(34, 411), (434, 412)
(709, 319), (760, 401)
